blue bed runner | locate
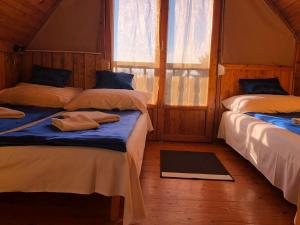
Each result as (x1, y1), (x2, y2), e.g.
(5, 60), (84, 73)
(246, 112), (300, 135)
(0, 110), (141, 152)
(0, 105), (61, 132)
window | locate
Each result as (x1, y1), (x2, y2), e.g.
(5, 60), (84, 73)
(165, 0), (213, 106)
(113, 0), (159, 104)
(113, 0), (214, 106)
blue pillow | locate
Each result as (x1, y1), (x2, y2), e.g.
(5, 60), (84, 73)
(239, 78), (288, 95)
(95, 70), (134, 90)
(29, 65), (71, 87)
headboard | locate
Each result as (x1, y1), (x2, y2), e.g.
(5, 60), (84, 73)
(214, 63), (294, 134)
(22, 51), (110, 89)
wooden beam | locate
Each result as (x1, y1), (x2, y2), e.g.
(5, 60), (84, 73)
(207, 0), (223, 141)
(264, 0), (298, 39)
(25, 0), (62, 47)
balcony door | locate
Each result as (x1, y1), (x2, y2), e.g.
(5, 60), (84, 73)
(113, 0), (221, 141)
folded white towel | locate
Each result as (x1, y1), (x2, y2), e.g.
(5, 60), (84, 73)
(292, 118), (300, 124)
(0, 107), (25, 119)
(52, 115), (99, 132)
(60, 111), (120, 124)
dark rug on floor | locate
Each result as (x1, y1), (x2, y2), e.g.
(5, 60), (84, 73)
(160, 150), (234, 181)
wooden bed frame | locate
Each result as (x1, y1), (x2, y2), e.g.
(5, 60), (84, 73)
(110, 196), (123, 221)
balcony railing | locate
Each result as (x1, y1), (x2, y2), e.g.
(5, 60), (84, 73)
(113, 61), (209, 106)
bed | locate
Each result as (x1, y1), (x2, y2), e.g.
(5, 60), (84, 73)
(217, 77), (300, 205)
(218, 110), (300, 204)
(0, 82), (152, 225)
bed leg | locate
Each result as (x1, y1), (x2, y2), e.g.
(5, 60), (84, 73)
(110, 196), (122, 221)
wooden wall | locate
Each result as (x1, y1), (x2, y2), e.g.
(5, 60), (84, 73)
(22, 51), (109, 89)
(0, 39), (22, 90)
(294, 41), (300, 96)
(0, 0), (60, 46)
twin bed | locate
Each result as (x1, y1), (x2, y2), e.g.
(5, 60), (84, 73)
(218, 79), (300, 206)
(0, 66), (152, 225)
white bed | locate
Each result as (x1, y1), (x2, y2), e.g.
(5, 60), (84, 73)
(218, 111), (300, 204)
(0, 112), (151, 225)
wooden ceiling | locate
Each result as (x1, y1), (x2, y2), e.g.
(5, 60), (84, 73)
(0, 0), (300, 50)
(267, 0), (300, 39)
(0, 0), (60, 47)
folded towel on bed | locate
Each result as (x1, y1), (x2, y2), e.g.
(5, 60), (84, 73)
(52, 111), (120, 132)
(0, 107), (25, 119)
(52, 115), (99, 132)
(292, 118), (300, 124)
(60, 111), (120, 123)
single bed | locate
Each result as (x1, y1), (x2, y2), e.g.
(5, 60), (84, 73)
(218, 110), (300, 204)
(0, 83), (152, 225)
(0, 111), (150, 225)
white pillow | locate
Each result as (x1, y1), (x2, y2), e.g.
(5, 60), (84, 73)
(0, 83), (82, 108)
(64, 89), (150, 113)
(222, 94), (300, 113)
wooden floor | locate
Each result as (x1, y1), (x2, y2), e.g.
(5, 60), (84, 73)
(0, 142), (296, 225)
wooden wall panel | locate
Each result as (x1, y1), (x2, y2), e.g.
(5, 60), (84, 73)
(294, 41), (300, 96)
(162, 107), (207, 142)
(0, 53), (5, 89)
(22, 51), (107, 89)
(0, 52), (22, 90)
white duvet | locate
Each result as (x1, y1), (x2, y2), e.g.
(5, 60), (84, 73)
(218, 111), (300, 205)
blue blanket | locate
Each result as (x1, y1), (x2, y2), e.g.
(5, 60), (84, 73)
(246, 112), (300, 135)
(0, 105), (61, 132)
(0, 110), (141, 152)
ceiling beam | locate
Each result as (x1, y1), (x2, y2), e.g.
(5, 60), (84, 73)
(264, 0), (298, 40)
(25, 0), (62, 47)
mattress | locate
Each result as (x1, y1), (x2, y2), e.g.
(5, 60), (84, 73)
(0, 112), (151, 225)
(218, 111), (300, 205)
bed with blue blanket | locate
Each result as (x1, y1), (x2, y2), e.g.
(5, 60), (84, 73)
(219, 110), (300, 206)
(0, 110), (141, 152)
(0, 108), (150, 225)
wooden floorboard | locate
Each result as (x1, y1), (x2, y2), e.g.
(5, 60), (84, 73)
(0, 142), (296, 225)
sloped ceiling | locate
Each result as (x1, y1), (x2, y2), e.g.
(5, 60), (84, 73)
(0, 0), (299, 47)
(267, 0), (300, 38)
(0, 0), (60, 46)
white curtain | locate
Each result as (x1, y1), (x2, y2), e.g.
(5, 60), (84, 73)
(165, 0), (213, 106)
(113, 0), (214, 106)
(113, 0), (159, 104)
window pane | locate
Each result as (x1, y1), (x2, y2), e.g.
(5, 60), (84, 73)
(165, 0), (214, 106)
(113, 0), (159, 104)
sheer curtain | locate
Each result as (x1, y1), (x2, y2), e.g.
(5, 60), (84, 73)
(113, 0), (159, 104)
(165, 0), (214, 106)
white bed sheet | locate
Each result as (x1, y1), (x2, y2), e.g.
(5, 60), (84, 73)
(218, 111), (300, 205)
(0, 112), (151, 225)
